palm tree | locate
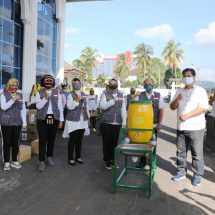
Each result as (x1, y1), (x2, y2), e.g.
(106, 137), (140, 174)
(113, 53), (129, 85)
(73, 47), (100, 84)
(162, 40), (184, 78)
(134, 43), (153, 79)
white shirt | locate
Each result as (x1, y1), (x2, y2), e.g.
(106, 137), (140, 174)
(36, 89), (64, 121)
(0, 93), (27, 127)
(63, 92), (89, 138)
(87, 95), (98, 111)
(100, 91), (127, 125)
(171, 85), (209, 131)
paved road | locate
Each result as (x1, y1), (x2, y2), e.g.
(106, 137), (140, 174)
(0, 107), (214, 215)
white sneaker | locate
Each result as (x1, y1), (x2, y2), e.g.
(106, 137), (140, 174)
(132, 156), (138, 162)
(10, 161), (22, 169)
(4, 162), (10, 171)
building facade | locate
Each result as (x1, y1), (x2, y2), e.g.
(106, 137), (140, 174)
(0, 0), (96, 100)
(93, 51), (136, 78)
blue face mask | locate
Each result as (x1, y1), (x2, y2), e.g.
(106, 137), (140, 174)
(72, 82), (81, 91)
(144, 85), (153, 92)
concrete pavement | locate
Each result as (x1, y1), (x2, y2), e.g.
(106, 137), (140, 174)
(0, 107), (214, 215)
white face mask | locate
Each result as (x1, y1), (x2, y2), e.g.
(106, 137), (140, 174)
(183, 77), (194, 85)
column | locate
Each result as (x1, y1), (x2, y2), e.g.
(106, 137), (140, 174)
(55, 0), (66, 85)
(21, 0), (38, 101)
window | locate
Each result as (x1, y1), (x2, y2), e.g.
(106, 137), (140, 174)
(0, 0), (23, 89)
(36, 0), (57, 83)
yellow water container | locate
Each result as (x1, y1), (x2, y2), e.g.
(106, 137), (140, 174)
(127, 100), (153, 143)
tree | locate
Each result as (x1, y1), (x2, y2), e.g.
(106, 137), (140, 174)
(164, 68), (182, 88)
(73, 47), (100, 84)
(113, 53), (129, 85)
(134, 43), (153, 78)
(162, 40), (184, 78)
(95, 73), (107, 87)
(150, 58), (167, 88)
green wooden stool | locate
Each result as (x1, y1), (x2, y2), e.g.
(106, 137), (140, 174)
(114, 128), (156, 199)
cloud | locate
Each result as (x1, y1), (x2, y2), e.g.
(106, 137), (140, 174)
(64, 43), (71, 49)
(197, 67), (215, 82)
(65, 27), (80, 35)
(189, 21), (215, 46)
(135, 24), (174, 41)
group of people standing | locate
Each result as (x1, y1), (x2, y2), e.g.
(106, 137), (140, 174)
(0, 68), (209, 187)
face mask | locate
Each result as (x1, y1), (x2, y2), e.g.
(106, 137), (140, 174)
(44, 84), (52, 89)
(183, 77), (194, 85)
(109, 85), (118, 90)
(144, 85), (153, 92)
(9, 86), (18, 94)
(72, 83), (81, 91)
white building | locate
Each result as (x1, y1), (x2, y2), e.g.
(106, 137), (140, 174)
(0, 0), (100, 100)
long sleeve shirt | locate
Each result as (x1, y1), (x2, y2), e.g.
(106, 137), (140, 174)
(63, 92), (89, 138)
(36, 89), (64, 122)
(100, 92), (127, 125)
(0, 93), (27, 127)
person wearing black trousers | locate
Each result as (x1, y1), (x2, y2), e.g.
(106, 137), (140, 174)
(100, 78), (126, 169)
(0, 78), (27, 171)
(36, 74), (64, 172)
(63, 78), (89, 166)
(87, 88), (98, 132)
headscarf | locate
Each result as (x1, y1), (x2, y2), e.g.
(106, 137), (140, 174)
(7, 78), (19, 96)
(108, 78), (118, 93)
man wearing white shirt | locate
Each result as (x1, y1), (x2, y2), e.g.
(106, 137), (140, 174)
(170, 68), (209, 186)
(100, 78), (126, 169)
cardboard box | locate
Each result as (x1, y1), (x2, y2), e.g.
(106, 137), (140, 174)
(18, 145), (31, 163)
(31, 139), (39, 154)
(10, 145), (31, 163)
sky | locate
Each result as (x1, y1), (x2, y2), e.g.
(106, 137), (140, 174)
(64, 0), (215, 82)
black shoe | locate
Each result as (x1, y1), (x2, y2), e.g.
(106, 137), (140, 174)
(76, 158), (84, 164)
(105, 161), (112, 170)
(136, 161), (147, 168)
(110, 160), (119, 169)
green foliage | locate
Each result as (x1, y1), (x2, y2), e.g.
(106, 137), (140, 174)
(164, 68), (182, 88)
(95, 73), (107, 87)
(162, 40), (184, 78)
(73, 47), (100, 84)
(134, 43), (153, 78)
(113, 53), (129, 82)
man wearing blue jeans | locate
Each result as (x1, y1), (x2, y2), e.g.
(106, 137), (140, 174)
(170, 68), (209, 186)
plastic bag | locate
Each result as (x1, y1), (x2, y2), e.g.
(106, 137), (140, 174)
(84, 127), (90, 136)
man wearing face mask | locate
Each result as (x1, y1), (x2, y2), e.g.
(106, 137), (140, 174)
(136, 78), (165, 168)
(63, 78), (89, 166)
(36, 74), (64, 172)
(100, 78), (127, 169)
(170, 68), (209, 186)
(87, 88), (98, 132)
